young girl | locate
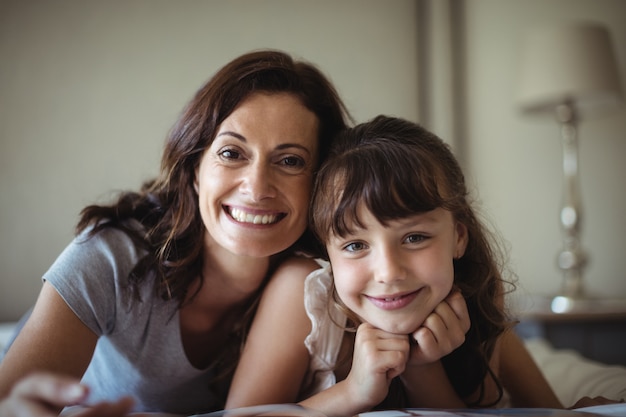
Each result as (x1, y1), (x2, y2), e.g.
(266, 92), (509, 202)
(229, 115), (564, 417)
(307, 114), (562, 413)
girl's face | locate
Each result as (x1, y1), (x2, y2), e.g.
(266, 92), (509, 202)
(195, 92), (319, 258)
(326, 205), (468, 335)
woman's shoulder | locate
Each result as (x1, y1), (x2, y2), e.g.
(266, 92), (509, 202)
(43, 221), (157, 334)
(73, 220), (148, 261)
(275, 255), (324, 270)
(271, 256), (326, 284)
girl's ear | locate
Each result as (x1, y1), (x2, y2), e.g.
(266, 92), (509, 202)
(454, 222), (469, 259)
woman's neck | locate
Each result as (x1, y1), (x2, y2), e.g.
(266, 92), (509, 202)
(178, 245), (271, 369)
(192, 238), (272, 311)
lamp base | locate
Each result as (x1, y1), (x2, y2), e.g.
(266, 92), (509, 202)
(510, 293), (626, 319)
(550, 294), (626, 314)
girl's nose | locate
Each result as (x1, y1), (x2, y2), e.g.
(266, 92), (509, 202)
(374, 248), (407, 284)
(240, 161), (276, 201)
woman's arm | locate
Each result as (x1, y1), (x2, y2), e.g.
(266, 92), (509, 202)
(225, 257), (317, 408)
(0, 373), (134, 417)
(0, 282), (98, 404)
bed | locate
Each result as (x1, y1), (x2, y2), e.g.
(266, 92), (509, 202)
(1, 321), (625, 409)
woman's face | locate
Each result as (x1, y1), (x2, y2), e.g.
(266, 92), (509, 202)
(195, 92), (319, 258)
(326, 206), (468, 335)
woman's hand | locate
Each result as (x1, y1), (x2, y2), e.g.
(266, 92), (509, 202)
(409, 290), (470, 365)
(0, 373), (134, 417)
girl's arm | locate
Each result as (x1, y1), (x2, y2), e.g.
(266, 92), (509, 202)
(499, 330), (621, 409)
(401, 290), (471, 408)
(497, 329), (563, 408)
(401, 361), (466, 408)
(300, 323), (409, 417)
(225, 257), (317, 408)
(0, 282), (99, 411)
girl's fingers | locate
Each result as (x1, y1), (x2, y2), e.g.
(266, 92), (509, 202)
(355, 323), (409, 375)
(443, 291), (471, 333)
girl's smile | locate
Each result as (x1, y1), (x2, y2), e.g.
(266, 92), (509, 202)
(364, 288), (422, 311)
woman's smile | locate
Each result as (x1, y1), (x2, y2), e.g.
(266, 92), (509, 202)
(226, 205), (286, 225)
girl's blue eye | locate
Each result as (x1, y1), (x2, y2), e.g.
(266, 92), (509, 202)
(344, 242), (366, 252)
(406, 234), (426, 244)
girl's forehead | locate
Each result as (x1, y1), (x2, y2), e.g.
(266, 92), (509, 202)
(328, 203), (441, 236)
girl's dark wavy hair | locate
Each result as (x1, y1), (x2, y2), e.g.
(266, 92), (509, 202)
(75, 49), (351, 390)
(310, 115), (513, 407)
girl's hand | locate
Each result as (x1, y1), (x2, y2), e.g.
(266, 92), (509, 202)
(0, 373), (134, 417)
(344, 323), (410, 408)
(570, 396), (624, 409)
(409, 290), (470, 366)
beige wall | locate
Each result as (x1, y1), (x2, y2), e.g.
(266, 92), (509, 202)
(1, 0), (625, 321)
(0, 0), (420, 321)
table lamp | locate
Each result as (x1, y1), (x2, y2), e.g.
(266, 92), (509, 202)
(516, 22), (623, 313)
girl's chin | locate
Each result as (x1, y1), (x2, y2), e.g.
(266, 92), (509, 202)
(366, 319), (423, 336)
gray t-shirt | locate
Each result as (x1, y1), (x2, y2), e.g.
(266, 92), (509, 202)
(44, 225), (225, 414)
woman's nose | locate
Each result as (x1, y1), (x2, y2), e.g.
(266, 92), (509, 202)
(240, 161), (276, 201)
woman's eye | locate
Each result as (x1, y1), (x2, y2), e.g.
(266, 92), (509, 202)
(344, 242), (366, 252)
(405, 233), (427, 244)
(280, 155), (306, 168)
(219, 148), (241, 160)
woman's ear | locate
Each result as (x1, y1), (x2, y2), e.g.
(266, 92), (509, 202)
(454, 221), (469, 259)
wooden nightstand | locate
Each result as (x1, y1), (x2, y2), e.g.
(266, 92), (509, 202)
(513, 295), (626, 366)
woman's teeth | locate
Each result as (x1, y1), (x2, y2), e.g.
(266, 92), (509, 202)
(230, 207), (278, 225)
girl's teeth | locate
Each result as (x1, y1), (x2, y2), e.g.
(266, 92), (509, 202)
(231, 208), (277, 224)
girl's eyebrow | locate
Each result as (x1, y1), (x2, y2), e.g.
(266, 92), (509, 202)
(398, 212), (442, 226)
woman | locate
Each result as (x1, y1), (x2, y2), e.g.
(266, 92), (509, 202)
(0, 49), (351, 416)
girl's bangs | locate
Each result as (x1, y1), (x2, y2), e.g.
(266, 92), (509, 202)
(321, 141), (446, 240)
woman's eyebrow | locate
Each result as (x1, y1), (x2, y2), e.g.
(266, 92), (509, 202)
(275, 143), (312, 156)
(217, 131), (246, 141)
(217, 131), (312, 156)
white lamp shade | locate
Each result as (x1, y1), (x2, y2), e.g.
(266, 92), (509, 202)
(517, 22), (623, 113)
